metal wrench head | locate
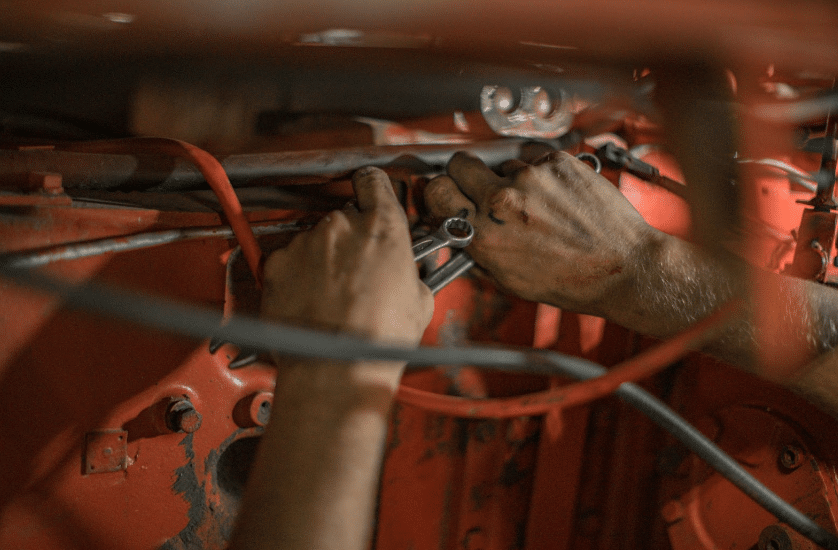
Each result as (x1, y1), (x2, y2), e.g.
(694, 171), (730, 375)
(438, 217), (474, 248)
(412, 217), (474, 261)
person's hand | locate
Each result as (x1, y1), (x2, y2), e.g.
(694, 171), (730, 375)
(423, 151), (662, 316)
(261, 166), (434, 347)
(237, 169), (434, 550)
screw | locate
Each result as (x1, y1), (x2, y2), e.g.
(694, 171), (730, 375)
(779, 445), (804, 471)
(165, 399), (202, 433)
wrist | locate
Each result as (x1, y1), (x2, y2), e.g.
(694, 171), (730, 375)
(580, 224), (670, 324)
(273, 358), (407, 413)
(601, 228), (699, 336)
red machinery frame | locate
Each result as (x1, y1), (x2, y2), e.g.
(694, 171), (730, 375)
(2, 2), (838, 549)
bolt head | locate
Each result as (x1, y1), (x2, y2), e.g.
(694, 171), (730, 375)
(165, 399), (202, 433)
(758, 524), (794, 550)
(779, 445), (804, 471)
(492, 87), (515, 114)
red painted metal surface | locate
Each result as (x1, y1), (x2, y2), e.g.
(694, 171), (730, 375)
(2, 8), (838, 547)
(2, 127), (838, 550)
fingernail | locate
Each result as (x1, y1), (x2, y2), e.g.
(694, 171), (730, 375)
(354, 166), (379, 179)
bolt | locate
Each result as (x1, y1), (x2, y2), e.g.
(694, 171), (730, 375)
(256, 400), (272, 425)
(758, 525), (794, 550)
(248, 392), (274, 427)
(165, 399), (202, 433)
(492, 87), (515, 114)
(234, 392), (274, 428)
(779, 445), (804, 471)
(533, 88), (553, 117)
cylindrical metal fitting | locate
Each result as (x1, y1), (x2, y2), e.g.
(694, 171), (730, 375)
(165, 399), (202, 434)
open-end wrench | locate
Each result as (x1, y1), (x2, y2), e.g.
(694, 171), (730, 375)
(413, 217), (475, 294)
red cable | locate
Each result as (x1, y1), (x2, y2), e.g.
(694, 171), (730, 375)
(396, 300), (742, 418)
(62, 138), (263, 287)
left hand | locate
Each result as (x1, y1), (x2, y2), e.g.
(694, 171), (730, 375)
(261, 166), (434, 347)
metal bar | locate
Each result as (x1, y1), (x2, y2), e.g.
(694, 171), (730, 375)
(0, 221), (300, 269)
(0, 140), (541, 191)
(423, 252), (475, 294)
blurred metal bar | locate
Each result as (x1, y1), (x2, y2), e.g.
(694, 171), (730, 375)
(0, 140), (544, 191)
(0, 221), (300, 269)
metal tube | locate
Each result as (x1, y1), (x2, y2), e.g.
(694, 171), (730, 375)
(0, 221), (300, 269)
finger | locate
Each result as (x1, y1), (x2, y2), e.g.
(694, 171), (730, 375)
(424, 175), (476, 221)
(418, 281), (435, 329)
(531, 150), (581, 174)
(447, 151), (506, 204)
(343, 199), (359, 214)
(531, 150), (569, 166)
(499, 159), (529, 177)
(351, 166), (400, 214)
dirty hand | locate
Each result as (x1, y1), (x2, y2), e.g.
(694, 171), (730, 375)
(262, 166), (434, 347)
(424, 151), (661, 316)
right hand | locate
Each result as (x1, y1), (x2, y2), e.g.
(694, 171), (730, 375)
(423, 151), (662, 315)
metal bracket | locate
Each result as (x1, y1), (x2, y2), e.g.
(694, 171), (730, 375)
(84, 429), (128, 474)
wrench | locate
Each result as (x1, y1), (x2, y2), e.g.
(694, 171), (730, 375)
(413, 217), (475, 294)
(412, 217), (474, 261)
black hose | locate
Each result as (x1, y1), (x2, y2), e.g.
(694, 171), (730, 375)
(2, 265), (836, 549)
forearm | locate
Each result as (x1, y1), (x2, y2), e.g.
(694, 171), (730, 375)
(229, 360), (403, 550)
(606, 229), (838, 414)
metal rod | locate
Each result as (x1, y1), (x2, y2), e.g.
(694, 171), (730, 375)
(0, 221), (300, 269)
(0, 140), (540, 191)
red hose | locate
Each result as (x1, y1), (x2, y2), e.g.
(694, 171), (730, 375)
(62, 138), (263, 287)
(396, 300), (742, 418)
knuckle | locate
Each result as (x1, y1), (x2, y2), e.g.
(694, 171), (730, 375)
(424, 177), (453, 204)
(487, 186), (523, 212)
(314, 210), (350, 238)
(365, 206), (404, 236)
(510, 164), (536, 182)
(544, 151), (579, 177)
